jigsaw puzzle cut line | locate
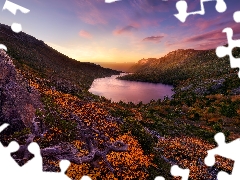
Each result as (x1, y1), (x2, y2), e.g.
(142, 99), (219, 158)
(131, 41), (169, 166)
(2, 0), (30, 15)
(174, 0), (227, 22)
(154, 165), (190, 180)
(2, 0), (30, 33)
(216, 27), (240, 78)
(205, 132), (240, 180)
(0, 124), (91, 180)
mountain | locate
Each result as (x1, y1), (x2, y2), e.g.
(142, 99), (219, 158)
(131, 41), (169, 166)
(120, 48), (239, 87)
(0, 24), (120, 92)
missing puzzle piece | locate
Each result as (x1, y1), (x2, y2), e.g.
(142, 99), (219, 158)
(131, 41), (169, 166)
(216, 27), (240, 78)
(205, 132), (240, 180)
(233, 11), (240, 23)
(105, 0), (120, 3)
(0, 44), (7, 51)
(175, 0), (227, 22)
(0, 125), (22, 179)
(3, 0), (30, 15)
(215, 10), (240, 78)
(18, 142), (71, 180)
(2, 0), (30, 33)
(0, 124), (91, 180)
(154, 165), (189, 180)
(20, 142), (92, 180)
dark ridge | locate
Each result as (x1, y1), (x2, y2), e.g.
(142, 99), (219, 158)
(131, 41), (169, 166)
(0, 23), (120, 91)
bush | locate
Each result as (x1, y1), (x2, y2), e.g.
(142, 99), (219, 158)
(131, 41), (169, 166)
(121, 117), (157, 155)
(220, 103), (237, 117)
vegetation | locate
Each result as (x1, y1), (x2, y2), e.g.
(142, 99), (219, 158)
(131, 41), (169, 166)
(116, 47), (240, 179)
(1, 23), (240, 179)
(0, 24), (120, 91)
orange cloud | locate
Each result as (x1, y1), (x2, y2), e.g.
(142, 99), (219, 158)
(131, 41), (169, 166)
(79, 30), (92, 39)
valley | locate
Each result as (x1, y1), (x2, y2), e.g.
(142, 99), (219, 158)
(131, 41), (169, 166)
(0, 23), (239, 179)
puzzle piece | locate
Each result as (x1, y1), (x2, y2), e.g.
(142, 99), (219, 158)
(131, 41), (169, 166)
(171, 165), (190, 180)
(0, 124), (23, 179)
(154, 165), (189, 180)
(154, 176), (165, 180)
(2, 0), (30, 33)
(0, 44), (7, 51)
(105, 0), (120, 3)
(21, 142), (72, 180)
(20, 142), (93, 179)
(0, 1), (30, 50)
(3, 0), (30, 15)
(216, 27), (240, 78)
(0, 123), (9, 133)
(0, 124), (92, 179)
(205, 132), (240, 180)
(174, 0), (227, 22)
(11, 22), (22, 33)
(233, 11), (240, 23)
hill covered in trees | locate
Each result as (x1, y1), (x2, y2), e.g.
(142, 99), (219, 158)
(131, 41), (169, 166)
(120, 48), (239, 87)
(0, 23), (120, 92)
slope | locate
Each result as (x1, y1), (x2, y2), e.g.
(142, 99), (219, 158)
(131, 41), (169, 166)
(0, 23), (120, 93)
(120, 48), (236, 86)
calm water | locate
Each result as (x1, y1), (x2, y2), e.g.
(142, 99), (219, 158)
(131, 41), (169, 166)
(89, 73), (174, 104)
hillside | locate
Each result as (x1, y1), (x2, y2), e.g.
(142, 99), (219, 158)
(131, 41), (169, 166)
(117, 48), (240, 179)
(0, 24), (120, 92)
(120, 48), (237, 86)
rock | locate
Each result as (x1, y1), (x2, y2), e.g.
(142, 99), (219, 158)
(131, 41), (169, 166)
(0, 50), (43, 139)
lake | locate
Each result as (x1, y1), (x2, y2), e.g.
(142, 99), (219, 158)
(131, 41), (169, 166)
(89, 73), (174, 104)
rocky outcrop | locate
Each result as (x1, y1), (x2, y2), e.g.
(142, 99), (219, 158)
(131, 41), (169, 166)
(0, 50), (43, 139)
(0, 50), (128, 170)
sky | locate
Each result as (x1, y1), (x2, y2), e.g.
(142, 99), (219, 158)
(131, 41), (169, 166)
(0, 0), (240, 62)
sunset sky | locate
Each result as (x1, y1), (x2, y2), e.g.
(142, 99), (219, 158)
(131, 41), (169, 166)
(0, 0), (240, 62)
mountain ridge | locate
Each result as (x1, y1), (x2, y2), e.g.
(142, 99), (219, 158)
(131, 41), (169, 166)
(0, 23), (120, 92)
(119, 48), (234, 86)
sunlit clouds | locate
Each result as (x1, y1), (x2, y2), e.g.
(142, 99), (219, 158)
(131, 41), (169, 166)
(79, 30), (92, 39)
(113, 26), (138, 35)
(1, 0), (239, 62)
(142, 35), (164, 43)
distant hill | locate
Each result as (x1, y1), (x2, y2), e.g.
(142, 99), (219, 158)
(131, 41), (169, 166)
(0, 24), (120, 92)
(119, 48), (239, 86)
(93, 62), (136, 72)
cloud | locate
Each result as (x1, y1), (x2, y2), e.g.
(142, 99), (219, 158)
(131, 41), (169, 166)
(74, 0), (109, 25)
(184, 22), (240, 44)
(177, 23), (240, 50)
(184, 30), (223, 42)
(130, 0), (177, 13)
(142, 35), (164, 43)
(113, 26), (137, 35)
(79, 30), (92, 39)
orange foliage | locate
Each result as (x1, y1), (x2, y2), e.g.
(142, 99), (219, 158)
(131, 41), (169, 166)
(66, 134), (153, 180)
(157, 136), (233, 180)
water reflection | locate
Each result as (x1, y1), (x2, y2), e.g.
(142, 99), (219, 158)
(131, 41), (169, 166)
(89, 73), (174, 104)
